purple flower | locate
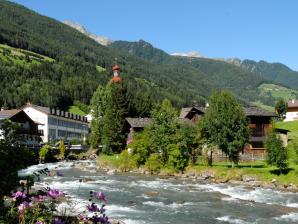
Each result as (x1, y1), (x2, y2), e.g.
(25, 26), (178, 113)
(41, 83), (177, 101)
(87, 203), (100, 212)
(56, 171), (64, 177)
(18, 202), (29, 213)
(48, 189), (64, 199)
(31, 195), (46, 203)
(90, 215), (111, 224)
(94, 192), (107, 203)
(12, 191), (26, 201)
(52, 218), (65, 224)
(36, 221), (44, 224)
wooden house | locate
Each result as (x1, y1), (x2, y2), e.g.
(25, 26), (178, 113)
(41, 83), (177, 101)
(0, 109), (42, 148)
(243, 107), (277, 154)
(125, 118), (152, 144)
(179, 107), (205, 123)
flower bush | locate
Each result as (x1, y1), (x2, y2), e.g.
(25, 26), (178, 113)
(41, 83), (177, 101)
(3, 169), (111, 224)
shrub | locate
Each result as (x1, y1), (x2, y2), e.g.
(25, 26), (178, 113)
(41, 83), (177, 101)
(39, 145), (56, 163)
(118, 150), (137, 172)
(265, 132), (288, 172)
(70, 138), (80, 145)
(145, 153), (162, 173)
(129, 130), (151, 165)
(59, 139), (66, 159)
(167, 144), (188, 171)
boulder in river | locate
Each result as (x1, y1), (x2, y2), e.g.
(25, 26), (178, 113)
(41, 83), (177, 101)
(144, 191), (159, 197)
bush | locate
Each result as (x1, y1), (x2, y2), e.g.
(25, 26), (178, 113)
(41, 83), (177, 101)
(59, 139), (66, 159)
(117, 150), (137, 172)
(145, 153), (162, 173)
(265, 132), (288, 172)
(167, 144), (188, 171)
(129, 130), (151, 165)
(39, 145), (56, 163)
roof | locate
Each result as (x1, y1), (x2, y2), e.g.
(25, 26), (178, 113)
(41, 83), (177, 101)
(113, 64), (120, 71)
(125, 118), (152, 128)
(0, 109), (22, 119)
(244, 107), (276, 117)
(22, 103), (50, 114)
(288, 100), (298, 108)
(179, 107), (205, 119)
(22, 103), (88, 123)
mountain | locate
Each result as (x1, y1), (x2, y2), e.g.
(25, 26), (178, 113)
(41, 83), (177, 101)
(110, 40), (274, 105)
(0, 0), (293, 110)
(171, 51), (205, 58)
(63, 20), (112, 46)
(0, 0), (210, 109)
(235, 59), (298, 89)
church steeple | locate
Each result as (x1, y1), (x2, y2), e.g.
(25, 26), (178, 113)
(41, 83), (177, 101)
(111, 64), (121, 83)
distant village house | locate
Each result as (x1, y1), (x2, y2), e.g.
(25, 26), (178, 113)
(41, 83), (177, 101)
(285, 99), (298, 121)
(0, 109), (41, 148)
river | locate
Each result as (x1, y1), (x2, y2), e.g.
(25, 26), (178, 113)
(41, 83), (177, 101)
(18, 160), (298, 224)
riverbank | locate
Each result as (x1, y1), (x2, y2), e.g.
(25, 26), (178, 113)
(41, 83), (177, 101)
(95, 154), (298, 192)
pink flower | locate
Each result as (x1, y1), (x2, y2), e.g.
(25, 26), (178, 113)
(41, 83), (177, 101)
(12, 191), (26, 201)
(36, 221), (44, 224)
(18, 202), (28, 213)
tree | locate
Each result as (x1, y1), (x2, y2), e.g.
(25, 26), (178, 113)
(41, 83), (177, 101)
(275, 98), (287, 119)
(101, 82), (128, 153)
(148, 99), (178, 163)
(59, 139), (66, 159)
(265, 131), (288, 173)
(200, 91), (249, 167)
(0, 120), (35, 203)
(90, 80), (129, 153)
(90, 85), (105, 149)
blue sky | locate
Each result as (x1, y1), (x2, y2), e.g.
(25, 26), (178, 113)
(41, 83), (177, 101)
(12, 0), (298, 70)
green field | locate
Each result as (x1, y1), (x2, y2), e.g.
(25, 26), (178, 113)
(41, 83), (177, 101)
(67, 105), (87, 116)
(0, 44), (54, 66)
(259, 83), (297, 100)
(275, 120), (298, 140)
(252, 101), (274, 112)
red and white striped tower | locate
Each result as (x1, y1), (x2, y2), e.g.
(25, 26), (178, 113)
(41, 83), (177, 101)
(111, 64), (121, 83)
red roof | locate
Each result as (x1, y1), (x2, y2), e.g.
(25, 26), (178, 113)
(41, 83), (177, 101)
(113, 64), (120, 71)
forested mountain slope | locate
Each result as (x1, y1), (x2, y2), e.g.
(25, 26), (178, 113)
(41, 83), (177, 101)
(0, 0), (291, 110)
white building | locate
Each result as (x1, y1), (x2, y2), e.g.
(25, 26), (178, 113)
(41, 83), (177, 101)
(285, 99), (298, 121)
(22, 104), (89, 143)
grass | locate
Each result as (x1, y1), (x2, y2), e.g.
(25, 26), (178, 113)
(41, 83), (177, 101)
(188, 160), (298, 185)
(96, 65), (106, 73)
(0, 43), (54, 62)
(258, 83), (297, 100)
(67, 105), (86, 116)
(97, 152), (298, 186)
(275, 120), (298, 140)
(252, 101), (274, 112)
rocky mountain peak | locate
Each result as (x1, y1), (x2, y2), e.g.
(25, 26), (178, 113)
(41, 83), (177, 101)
(63, 20), (112, 46)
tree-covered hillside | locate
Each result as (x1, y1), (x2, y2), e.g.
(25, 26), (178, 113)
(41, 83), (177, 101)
(0, 0), (287, 110)
(239, 60), (298, 89)
(110, 40), (275, 105)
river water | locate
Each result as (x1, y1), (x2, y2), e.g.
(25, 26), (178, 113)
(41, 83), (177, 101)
(18, 160), (298, 224)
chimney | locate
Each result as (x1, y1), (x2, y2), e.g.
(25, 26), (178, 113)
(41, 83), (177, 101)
(292, 99), (295, 104)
